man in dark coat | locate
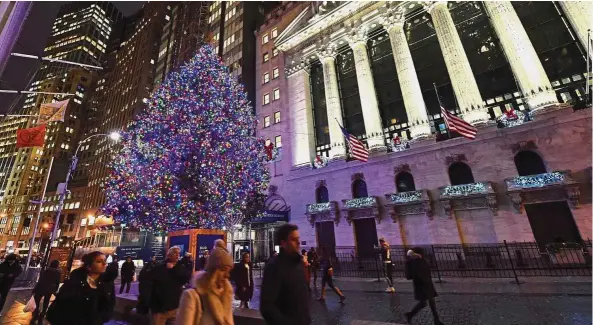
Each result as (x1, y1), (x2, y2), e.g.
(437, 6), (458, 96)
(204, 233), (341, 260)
(404, 247), (445, 325)
(308, 247), (319, 289)
(32, 260), (61, 323)
(136, 256), (156, 314)
(232, 252), (254, 308)
(260, 224), (311, 325)
(140, 246), (191, 325)
(119, 256), (136, 294)
(0, 253), (22, 315)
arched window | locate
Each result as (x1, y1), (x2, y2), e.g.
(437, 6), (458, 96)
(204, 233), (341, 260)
(448, 162), (475, 185)
(352, 179), (368, 198)
(514, 151), (547, 176)
(396, 172), (416, 192)
(316, 186), (329, 203)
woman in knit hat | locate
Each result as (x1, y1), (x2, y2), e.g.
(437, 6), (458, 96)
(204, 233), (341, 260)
(176, 241), (234, 325)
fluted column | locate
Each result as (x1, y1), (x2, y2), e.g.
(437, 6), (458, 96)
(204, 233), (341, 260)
(381, 7), (432, 139)
(346, 26), (386, 150)
(425, 1), (489, 125)
(317, 43), (347, 158)
(558, 1), (592, 59)
(484, 1), (558, 113)
(287, 64), (316, 167)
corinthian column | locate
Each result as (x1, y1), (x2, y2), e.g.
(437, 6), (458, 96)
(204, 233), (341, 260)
(484, 1), (558, 113)
(558, 1), (592, 59)
(346, 26), (386, 150)
(317, 43), (347, 158)
(381, 7), (432, 139)
(287, 63), (316, 167)
(425, 1), (489, 125)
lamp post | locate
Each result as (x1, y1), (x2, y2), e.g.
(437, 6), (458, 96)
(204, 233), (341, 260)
(42, 132), (120, 267)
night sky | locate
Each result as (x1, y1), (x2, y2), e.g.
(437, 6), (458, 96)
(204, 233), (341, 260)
(0, 2), (145, 114)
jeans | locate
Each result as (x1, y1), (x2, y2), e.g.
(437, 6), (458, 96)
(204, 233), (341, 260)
(120, 281), (131, 294)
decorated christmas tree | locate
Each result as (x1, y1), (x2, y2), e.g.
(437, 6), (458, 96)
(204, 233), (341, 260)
(101, 45), (269, 231)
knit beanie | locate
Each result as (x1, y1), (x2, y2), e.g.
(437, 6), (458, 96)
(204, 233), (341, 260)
(205, 246), (233, 271)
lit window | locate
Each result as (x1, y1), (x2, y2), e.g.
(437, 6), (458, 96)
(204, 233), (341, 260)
(263, 52), (269, 62)
(273, 88), (280, 100)
(273, 68), (279, 79)
(262, 34), (269, 44)
(272, 48), (279, 57)
(271, 28), (278, 39)
(275, 136), (282, 148)
(263, 72), (270, 84)
(263, 93), (270, 105)
(264, 116), (270, 127)
(274, 111), (281, 123)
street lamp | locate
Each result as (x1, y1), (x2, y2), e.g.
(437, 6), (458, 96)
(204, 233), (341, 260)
(42, 131), (120, 267)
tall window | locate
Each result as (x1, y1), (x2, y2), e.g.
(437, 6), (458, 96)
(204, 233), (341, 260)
(273, 88), (280, 100)
(337, 48), (365, 136)
(263, 72), (270, 84)
(352, 179), (368, 198)
(274, 111), (281, 123)
(316, 185), (329, 203)
(514, 151), (547, 176)
(264, 116), (270, 127)
(271, 28), (278, 39)
(262, 34), (269, 44)
(275, 135), (282, 148)
(272, 67), (279, 79)
(263, 93), (270, 105)
(448, 162), (475, 185)
(310, 62), (330, 152)
(263, 52), (269, 62)
(396, 172), (416, 192)
(272, 48), (279, 57)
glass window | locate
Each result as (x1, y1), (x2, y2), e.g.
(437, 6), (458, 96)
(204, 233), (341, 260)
(264, 116), (270, 127)
(263, 52), (269, 62)
(272, 48), (279, 57)
(310, 62), (330, 149)
(271, 28), (278, 39)
(274, 111), (281, 123)
(337, 48), (365, 136)
(263, 72), (270, 84)
(273, 68), (279, 79)
(275, 135), (282, 148)
(273, 88), (280, 100)
(262, 34), (269, 44)
(263, 93), (270, 105)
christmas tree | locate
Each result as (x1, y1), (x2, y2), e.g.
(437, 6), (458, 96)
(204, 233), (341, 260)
(101, 45), (269, 231)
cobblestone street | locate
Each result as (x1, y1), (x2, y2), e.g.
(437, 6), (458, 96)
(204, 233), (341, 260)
(1, 277), (590, 325)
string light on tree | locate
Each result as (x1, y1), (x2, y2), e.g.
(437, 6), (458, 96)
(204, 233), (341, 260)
(101, 45), (270, 231)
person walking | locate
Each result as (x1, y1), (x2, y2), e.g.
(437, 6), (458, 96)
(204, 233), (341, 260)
(120, 256), (136, 295)
(404, 248), (445, 325)
(0, 253), (23, 315)
(46, 251), (118, 325)
(137, 256), (157, 314)
(231, 252), (253, 308)
(301, 249), (311, 290)
(260, 224), (311, 325)
(317, 249), (345, 303)
(308, 247), (319, 289)
(379, 238), (395, 293)
(31, 260), (61, 324)
(142, 246), (191, 325)
(176, 241), (234, 325)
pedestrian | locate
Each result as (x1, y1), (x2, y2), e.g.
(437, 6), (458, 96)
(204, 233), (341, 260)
(199, 250), (209, 271)
(260, 224), (311, 325)
(308, 247), (319, 289)
(31, 260), (61, 324)
(0, 253), (23, 315)
(176, 241), (234, 325)
(231, 252), (253, 308)
(109, 255), (119, 280)
(136, 256), (157, 314)
(317, 248), (345, 303)
(180, 252), (194, 287)
(46, 251), (118, 325)
(301, 249), (310, 290)
(404, 247), (445, 325)
(141, 246), (191, 325)
(379, 238), (395, 293)
(120, 256), (136, 295)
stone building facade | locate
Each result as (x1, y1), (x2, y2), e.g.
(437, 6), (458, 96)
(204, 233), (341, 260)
(260, 1), (592, 253)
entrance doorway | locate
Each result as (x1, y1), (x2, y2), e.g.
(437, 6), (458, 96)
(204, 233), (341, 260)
(353, 218), (378, 258)
(524, 201), (582, 250)
(316, 221), (336, 257)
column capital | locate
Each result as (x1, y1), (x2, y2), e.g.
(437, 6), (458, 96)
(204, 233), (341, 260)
(345, 24), (370, 46)
(380, 6), (406, 32)
(423, 1), (448, 14)
(316, 42), (339, 60)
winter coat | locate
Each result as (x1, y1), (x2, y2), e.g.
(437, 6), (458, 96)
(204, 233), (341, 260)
(180, 256), (194, 272)
(46, 266), (118, 325)
(141, 261), (192, 314)
(260, 252), (311, 325)
(136, 261), (156, 315)
(231, 262), (253, 301)
(0, 260), (22, 291)
(120, 261), (136, 282)
(405, 257), (437, 301)
(176, 271), (234, 325)
(33, 267), (61, 296)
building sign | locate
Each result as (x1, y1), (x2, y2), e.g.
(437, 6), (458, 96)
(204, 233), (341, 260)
(150, 235), (166, 263)
(49, 247), (72, 282)
(249, 210), (289, 224)
(116, 246), (143, 259)
(196, 234), (224, 270)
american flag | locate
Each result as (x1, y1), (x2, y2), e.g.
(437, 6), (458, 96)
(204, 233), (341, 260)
(441, 106), (477, 140)
(339, 125), (369, 162)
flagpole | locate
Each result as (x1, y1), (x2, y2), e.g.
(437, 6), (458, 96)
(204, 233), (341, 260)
(433, 83), (450, 138)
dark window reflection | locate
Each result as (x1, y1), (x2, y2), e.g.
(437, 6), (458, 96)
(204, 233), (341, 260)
(449, 162), (476, 185)
(310, 62), (330, 148)
(337, 48), (365, 136)
(352, 179), (368, 198)
(316, 185), (329, 203)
